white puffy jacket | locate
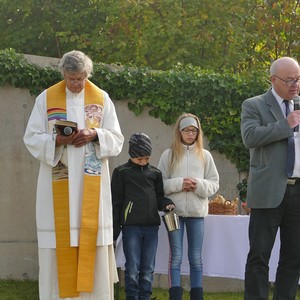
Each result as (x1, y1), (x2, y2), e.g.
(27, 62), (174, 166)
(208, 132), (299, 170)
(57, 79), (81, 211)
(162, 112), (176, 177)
(158, 144), (219, 217)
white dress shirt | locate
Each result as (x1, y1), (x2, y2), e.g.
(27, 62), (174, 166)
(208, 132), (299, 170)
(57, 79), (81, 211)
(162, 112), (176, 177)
(272, 88), (300, 177)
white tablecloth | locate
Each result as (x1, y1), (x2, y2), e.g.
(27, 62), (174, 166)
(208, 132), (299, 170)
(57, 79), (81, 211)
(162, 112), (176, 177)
(115, 214), (281, 281)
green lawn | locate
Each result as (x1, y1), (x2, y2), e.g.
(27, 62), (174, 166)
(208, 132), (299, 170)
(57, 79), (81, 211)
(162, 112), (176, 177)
(0, 280), (39, 300)
(0, 280), (299, 300)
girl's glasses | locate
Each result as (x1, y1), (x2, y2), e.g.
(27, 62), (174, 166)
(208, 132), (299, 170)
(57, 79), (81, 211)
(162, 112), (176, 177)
(181, 128), (198, 135)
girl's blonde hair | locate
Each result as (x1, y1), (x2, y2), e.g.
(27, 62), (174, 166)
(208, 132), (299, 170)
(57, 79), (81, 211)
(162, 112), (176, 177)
(169, 113), (204, 173)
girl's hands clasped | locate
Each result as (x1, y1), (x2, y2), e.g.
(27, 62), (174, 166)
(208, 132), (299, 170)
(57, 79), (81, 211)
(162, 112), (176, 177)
(182, 177), (196, 192)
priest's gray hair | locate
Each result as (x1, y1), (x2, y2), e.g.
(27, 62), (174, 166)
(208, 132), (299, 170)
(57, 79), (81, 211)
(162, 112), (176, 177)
(59, 50), (93, 78)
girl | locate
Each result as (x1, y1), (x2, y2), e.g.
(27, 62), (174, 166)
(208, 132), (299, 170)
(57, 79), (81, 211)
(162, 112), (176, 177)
(158, 113), (219, 300)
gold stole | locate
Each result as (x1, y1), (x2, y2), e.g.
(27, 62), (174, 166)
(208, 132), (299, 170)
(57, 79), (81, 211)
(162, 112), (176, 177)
(47, 80), (104, 298)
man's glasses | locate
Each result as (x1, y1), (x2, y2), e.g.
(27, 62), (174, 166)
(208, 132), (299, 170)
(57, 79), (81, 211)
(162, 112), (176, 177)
(64, 74), (87, 85)
(273, 75), (300, 87)
(181, 128), (198, 135)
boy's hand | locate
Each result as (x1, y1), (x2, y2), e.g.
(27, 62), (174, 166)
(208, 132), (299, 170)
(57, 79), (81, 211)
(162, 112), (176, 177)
(165, 204), (175, 211)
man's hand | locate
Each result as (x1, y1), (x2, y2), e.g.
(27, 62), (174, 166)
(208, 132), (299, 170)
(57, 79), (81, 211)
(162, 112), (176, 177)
(55, 128), (97, 147)
(55, 130), (78, 146)
(71, 129), (97, 147)
(287, 110), (300, 129)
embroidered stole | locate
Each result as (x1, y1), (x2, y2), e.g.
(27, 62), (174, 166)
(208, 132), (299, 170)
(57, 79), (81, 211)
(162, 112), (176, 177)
(47, 80), (104, 298)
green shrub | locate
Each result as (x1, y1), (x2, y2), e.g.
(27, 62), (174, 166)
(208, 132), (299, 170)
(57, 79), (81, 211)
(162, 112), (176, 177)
(0, 48), (270, 172)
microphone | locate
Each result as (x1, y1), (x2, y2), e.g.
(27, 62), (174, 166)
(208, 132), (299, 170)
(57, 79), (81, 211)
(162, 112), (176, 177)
(294, 99), (300, 132)
(63, 126), (73, 136)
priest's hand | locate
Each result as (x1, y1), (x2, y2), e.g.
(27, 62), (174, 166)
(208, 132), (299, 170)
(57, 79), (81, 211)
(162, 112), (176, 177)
(71, 128), (97, 147)
(55, 131), (78, 147)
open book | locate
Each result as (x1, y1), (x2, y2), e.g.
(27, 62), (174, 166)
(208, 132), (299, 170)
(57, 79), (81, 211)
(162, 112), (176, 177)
(54, 120), (78, 136)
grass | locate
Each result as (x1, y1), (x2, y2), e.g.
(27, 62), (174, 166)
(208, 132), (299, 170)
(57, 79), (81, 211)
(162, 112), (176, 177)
(143, 288), (300, 300)
(0, 280), (299, 299)
(0, 280), (39, 300)
(148, 289), (246, 300)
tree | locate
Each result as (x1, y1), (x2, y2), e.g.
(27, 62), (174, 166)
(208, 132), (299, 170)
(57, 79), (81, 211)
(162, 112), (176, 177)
(0, 0), (299, 72)
(0, 0), (106, 57)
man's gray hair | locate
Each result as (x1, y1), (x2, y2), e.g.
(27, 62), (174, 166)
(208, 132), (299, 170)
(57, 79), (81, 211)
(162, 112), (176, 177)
(59, 50), (93, 78)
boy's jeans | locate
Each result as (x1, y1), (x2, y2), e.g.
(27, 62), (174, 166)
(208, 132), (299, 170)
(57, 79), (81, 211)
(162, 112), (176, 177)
(122, 225), (159, 300)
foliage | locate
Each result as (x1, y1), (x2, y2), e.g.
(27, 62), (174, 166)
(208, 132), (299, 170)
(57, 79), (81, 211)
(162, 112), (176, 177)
(0, 49), (270, 171)
(236, 178), (248, 202)
(0, 48), (61, 95)
(0, 1), (299, 72)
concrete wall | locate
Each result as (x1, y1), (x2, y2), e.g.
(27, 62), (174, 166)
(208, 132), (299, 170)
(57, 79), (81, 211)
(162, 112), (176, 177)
(0, 55), (243, 290)
(0, 84), (39, 279)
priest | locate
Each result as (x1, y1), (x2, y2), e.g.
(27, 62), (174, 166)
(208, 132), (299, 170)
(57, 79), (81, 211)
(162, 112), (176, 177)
(24, 50), (124, 300)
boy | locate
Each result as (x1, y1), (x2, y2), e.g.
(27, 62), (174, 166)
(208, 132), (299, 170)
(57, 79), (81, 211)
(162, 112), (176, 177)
(111, 132), (174, 300)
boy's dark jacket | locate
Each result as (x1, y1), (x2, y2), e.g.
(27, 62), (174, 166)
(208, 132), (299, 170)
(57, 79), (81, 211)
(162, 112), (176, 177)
(111, 159), (174, 240)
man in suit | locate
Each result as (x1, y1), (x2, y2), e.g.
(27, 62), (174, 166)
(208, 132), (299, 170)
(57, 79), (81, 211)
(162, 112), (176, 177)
(241, 57), (300, 300)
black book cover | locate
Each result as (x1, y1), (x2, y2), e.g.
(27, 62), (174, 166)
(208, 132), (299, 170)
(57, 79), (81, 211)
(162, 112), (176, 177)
(54, 120), (78, 136)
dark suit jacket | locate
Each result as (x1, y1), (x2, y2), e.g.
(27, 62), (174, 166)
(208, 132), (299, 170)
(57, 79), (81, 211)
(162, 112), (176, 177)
(241, 88), (300, 208)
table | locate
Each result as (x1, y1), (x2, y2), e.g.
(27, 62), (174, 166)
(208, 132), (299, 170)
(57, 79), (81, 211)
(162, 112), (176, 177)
(115, 214), (281, 281)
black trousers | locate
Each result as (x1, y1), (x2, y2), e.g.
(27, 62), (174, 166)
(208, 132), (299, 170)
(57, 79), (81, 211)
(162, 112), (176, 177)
(244, 183), (300, 300)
